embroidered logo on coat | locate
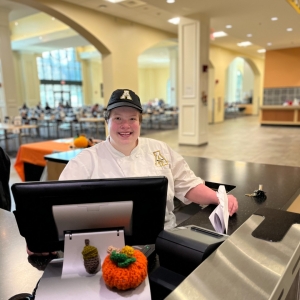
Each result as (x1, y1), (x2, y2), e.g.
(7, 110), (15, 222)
(120, 90), (132, 100)
(153, 150), (168, 167)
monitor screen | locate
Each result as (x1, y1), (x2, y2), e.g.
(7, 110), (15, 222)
(12, 176), (168, 253)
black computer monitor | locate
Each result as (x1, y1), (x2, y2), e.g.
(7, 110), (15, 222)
(12, 176), (168, 253)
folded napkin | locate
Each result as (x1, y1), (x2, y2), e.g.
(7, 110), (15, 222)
(209, 185), (229, 234)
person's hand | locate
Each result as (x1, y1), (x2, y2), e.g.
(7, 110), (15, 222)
(26, 246), (59, 271)
(26, 246), (57, 256)
(227, 194), (238, 216)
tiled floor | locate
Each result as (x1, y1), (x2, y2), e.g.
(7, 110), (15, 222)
(8, 115), (300, 211)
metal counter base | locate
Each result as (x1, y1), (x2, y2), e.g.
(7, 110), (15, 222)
(166, 213), (300, 300)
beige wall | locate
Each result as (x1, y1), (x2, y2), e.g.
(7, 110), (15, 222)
(138, 67), (169, 104)
(210, 45), (264, 122)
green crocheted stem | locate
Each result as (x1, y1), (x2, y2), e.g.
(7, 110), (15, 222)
(110, 250), (136, 268)
(118, 257), (136, 268)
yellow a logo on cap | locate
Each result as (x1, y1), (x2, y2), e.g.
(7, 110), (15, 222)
(120, 90), (132, 100)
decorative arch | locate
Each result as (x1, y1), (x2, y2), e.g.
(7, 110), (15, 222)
(11, 0), (111, 55)
(226, 56), (261, 115)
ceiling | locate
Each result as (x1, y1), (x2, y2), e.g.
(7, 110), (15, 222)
(1, 0), (300, 59)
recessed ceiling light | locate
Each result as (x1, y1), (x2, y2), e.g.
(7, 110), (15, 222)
(213, 31), (227, 38)
(226, 25), (232, 29)
(271, 17), (278, 21)
(51, 17), (55, 20)
(237, 41), (252, 47)
(247, 34), (252, 37)
(267, 42), (272, 46)
(167, 0), (175, 3)
(287, 28), (293, 31)
(39, 36), (43, 40)
(15, 22), (18, 26)
(168, 17), (180, 25)
(105, 0), (125, 3)
(257, 49), (266, 53)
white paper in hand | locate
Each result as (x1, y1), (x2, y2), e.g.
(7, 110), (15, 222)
(209, 185), (229, 234)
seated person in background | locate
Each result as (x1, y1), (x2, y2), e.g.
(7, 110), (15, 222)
(45, 102), (51, 110)
(35, 102), (43, 116)
(59, 89), (238, 229)
(158, 98), (165, 108)
(20, 103), (28, 119)
(91, 103), (100, 117)
(57, 102), (65, 111)
(65, 101), (72, 109)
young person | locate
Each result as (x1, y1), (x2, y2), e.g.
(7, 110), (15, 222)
(59, 89), (238, 229)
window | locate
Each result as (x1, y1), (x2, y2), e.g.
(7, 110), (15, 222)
(37, 48), (83, 108)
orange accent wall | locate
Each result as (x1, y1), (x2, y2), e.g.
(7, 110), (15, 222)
(264, 47), (300, 88)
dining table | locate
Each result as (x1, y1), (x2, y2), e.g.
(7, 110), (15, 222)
(14, 138), (73, 181)
(0, 123), (38, 152)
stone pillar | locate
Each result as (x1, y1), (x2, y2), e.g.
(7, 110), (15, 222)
(16, 52), (40, 108)
(178, 14), (210, 145)
(0, 8), (19, 121)
(102, 52), (139, 106)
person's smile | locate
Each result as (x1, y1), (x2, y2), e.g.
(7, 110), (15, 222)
(108, 106), (141, 155)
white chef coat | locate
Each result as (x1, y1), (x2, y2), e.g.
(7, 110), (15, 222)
(59, 136), (203, 229)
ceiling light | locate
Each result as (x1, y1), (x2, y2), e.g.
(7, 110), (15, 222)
(267, 42), (272, 46)
(15, 22), (18, 26)
(213, 31), (227, 38)
(226, 25), (232, 29)
(237, 41), (252, 47)
(167, 0), (175, 3)
(257, 49), (266, 53)
(168, 17), (180, 25)
(287, 28), (293, 31)
(271, 17), (278, 21)
(247, 34), (252, 37)
(105, 0), (125, 3)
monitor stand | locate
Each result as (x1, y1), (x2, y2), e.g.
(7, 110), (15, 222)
(35, 229), (151, 300)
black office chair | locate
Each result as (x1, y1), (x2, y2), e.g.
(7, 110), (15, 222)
(0, 146), (11, 211)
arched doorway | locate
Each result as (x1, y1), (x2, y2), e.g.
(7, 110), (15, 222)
(225, 57), (260, 118)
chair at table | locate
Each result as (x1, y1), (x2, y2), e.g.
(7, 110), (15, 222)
(0, 147), (11, 211)
(0, 116), (19, 151)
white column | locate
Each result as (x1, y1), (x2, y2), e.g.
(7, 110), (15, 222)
(0, 8), (18, 121)
(169, 47), (178, 107)
(178, 14), (210, 146)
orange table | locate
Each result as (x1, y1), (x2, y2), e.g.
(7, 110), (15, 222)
(14, 138), (73, 181)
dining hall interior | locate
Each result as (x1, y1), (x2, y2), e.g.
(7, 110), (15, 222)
(0, 0), (300, 299)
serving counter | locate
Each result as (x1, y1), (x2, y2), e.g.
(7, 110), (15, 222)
(260, 105), (300, 125)
(3, 154), (300, 299)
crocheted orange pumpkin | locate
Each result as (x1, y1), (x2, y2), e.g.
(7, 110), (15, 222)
(102, 246), (147, 290)
(74, 135), (89, 148)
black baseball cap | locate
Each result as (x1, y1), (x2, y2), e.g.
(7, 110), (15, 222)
(107, 89), (143, 113)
